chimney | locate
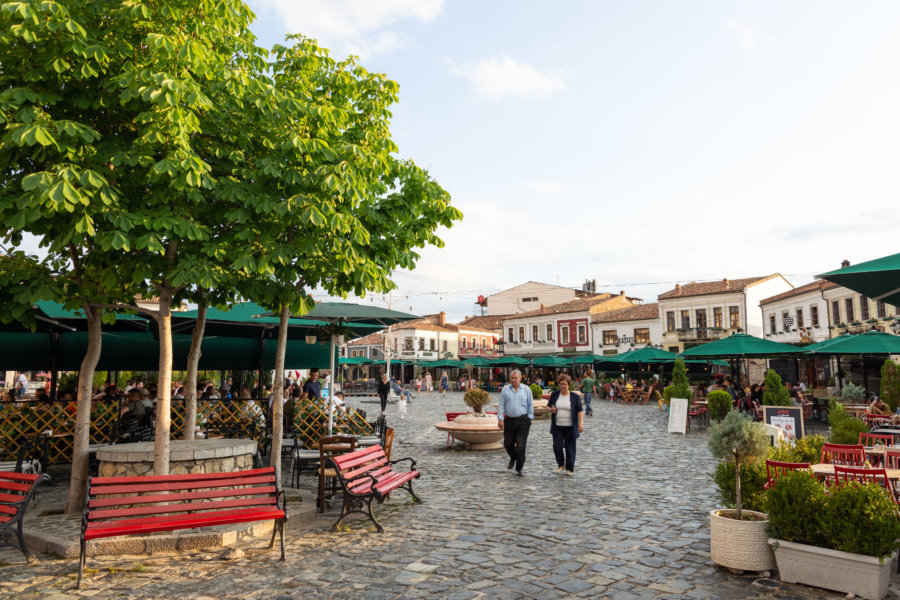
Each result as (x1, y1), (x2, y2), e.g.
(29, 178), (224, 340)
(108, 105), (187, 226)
(675, 283), (681, 294)
(723, 277), (729, 289)
(438, 311), (446, 326)
(620, 290), (625, 296)
(841, 259), (850, 268)
(540, 303), (546, 314)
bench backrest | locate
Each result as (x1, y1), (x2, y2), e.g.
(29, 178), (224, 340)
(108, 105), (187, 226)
(331, 445), (391, 495)
(86, 466), (280, 526)
(0, 472), (44, 524)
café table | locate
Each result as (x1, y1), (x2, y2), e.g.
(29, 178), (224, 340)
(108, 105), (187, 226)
(810, 462), (900, 481)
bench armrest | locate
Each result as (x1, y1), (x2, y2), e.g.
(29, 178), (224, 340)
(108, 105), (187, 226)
(388, 457), (417, 471)
(276, 489), (288, 519)
(327, 456), (380, 496)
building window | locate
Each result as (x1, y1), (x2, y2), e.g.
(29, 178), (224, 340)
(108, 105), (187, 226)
(832, 300), (841, 325)
(845, 297), (854, 323)
(810, 305), (819, 327)
(635, 328), (650, 344)
(577, 324), (587, 343)
(404, 337), (413, 351)
(666, 311), (675, 332)
(877, 301), (887, 318)
(782, 311), (790, 331)
(521, 296), (538, 302)
(481, 338), (486, 350)
(546, 324), (553, 341)
(769, 314), (776, 334)
(860, 296), (869, 320)
(518, 326), (525, 342)
(561, 326), (570, 345)
(696, 308), (707, 329)
(603, 330), (617, 345)
(443, 340), (448, 353)
(713, 307), (723, 328)
(460, 336), (466, 349)
(680, 310), (690, 329)
(418, 338), (425, 350)
(796, 308), (804, 329)
(729, 307), (740, 329)
(532, 325), (539, 341)
(429, 339), (436, 351)
(508, 327), (514, 342)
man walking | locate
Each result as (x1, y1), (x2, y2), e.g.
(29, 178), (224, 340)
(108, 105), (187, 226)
(580, 370), (597, 416)
(498, 369), (533, 477)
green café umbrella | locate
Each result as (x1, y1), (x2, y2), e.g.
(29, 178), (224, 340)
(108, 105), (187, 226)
(817, 252), (900, 307)
(679, 333), (805, 359)
(338, 356), (373, 365)
(803, 330), (900, 355)
(611, 347), (677, 363)
(461, 356), (495, 367)
(532, 355), (572, 367)
(603, 349), (636, 363)
(573, 354), (606, 365)
(491, 356), (531, 366)
(427, 358), (462, 368)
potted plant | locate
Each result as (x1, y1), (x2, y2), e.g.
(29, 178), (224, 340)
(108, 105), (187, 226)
(767, 471), (900, 599)
(708, 411), (773, 572)
(761, 370), (789, 406)
(706, 390), (732, 422)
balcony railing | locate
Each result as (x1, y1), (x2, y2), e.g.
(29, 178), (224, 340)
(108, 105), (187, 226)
(671, 327), (731, 342)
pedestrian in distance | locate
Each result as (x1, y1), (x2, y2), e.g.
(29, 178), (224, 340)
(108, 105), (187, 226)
(548, 374), (584, 475)
(424, 371), (433, 394)
(497, 369), (534, 477)
(580, 369), (596, 416)
(377, 373), (391, 416)
(397, 393), (408, 419)
(440, 371), (449, 396)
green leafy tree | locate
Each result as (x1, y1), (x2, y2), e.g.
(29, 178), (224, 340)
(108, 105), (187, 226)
(881, 359), (900, 412)
(707, 411), (768, 520)
(761, 369), (790, 405)
(670, 358), (690, 400)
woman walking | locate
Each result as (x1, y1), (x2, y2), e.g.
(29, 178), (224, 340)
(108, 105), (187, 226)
(547, 374), (584, 475)
(440, 371), (449, 396)
(377, 374), (391, 416)
(424, 371), (433, 395)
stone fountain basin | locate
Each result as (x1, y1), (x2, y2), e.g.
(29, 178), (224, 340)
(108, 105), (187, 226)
(435, 413), (503, 450)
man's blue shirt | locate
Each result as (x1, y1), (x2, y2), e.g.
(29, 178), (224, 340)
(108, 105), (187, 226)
(498, 383), (533, 421)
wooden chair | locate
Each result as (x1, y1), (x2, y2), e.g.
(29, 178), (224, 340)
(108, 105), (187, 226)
(317, 435), (357, 513)
(820, 443), (866, 467)
(764, 460), (811, 490)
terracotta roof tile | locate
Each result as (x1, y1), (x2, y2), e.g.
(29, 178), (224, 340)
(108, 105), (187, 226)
(759, 280), (839, 306)
(591, 303), (660, 323)
(347, 332), (384, 346)
(658, 275), (780, 299)
(503, 293), (633, 320)
(458, 315), (504, 332)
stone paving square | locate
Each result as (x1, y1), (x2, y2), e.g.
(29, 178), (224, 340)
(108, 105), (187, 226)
(0, 391), (896, 599)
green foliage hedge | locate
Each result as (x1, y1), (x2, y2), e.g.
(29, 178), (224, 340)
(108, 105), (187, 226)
(767, 434), (826, 464)
(881, 359), (900, 412)
(828, 402), (868, 445)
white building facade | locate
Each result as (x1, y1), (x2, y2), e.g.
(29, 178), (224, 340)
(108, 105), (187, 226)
(759, 281), (832, 344)
(482, 281), (586, 316)
(592, 304), (663, 356)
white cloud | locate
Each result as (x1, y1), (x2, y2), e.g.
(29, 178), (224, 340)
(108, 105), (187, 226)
(451, 56), (565, 101)
(727, 19), (775, 49)
(256, 0), (444, 59)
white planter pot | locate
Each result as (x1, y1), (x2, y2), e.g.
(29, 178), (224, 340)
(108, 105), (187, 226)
(769, 538), (897, 600)
(709, 509), (775, 572)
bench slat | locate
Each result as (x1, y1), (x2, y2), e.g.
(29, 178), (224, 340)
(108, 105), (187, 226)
(90, 466), (276, 486)
(91, 474), (275, 496)
(88, 485), (278, 509)
(332, 445), (384, 469)
(84, 507), (284, 541)
(0, 473), (41, 484)
(340, 457), (389, 480)
(0, 481), (32, 493)
(89, 496), (278, 520)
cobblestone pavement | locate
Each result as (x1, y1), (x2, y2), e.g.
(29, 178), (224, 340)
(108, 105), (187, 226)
(0, 392), (891, 599)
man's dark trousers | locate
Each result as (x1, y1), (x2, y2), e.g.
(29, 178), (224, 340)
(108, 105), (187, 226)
(503, 415), (531, 471)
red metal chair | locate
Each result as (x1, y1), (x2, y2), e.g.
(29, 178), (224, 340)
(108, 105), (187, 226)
(832, 465), (896, 500)
(764, 460), (811, 490)
(885, 448), (900, 469)
(859, 432), (894, 447)
(820, 443), (866, 467)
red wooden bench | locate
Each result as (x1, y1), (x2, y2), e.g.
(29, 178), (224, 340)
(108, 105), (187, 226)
(329, 444), (420, 532)
(78, 466), (286, 588)
(0, 471), (51, 561)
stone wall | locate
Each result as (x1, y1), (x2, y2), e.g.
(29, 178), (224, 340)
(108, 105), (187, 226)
(98, 452), (255, 478)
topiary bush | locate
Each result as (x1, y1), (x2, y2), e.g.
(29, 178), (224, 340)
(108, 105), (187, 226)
(881, 359), (900, 412)
(529, 383), (543, 400)
(708, 411), (769, 519)
(671, 358), (690, 400)
(711, 460), (767, 513)
(707, 390), (732, 422)
(828, 402), (868, 445)
(767, 434), (826, 464)
(761, 369), (789, 405)
(463, 388), (491, 413)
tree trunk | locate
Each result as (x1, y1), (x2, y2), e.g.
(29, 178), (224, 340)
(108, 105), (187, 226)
(269, 304), (290, 482)
(735, 453), (742, 521)
(65, 307), (102, 513)
(183, 302), (207, 441)
(153, 291), (174, 475)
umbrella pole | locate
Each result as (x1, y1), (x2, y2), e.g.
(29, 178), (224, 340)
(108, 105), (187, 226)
(327, 334), (336, 436)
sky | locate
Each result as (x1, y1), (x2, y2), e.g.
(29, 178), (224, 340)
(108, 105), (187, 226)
(17, 1), (900, 321)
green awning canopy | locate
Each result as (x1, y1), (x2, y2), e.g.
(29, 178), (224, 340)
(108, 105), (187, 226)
(679, 333), (806, 359)
(460, 356), (495, 367)
(424, 358), (462, 368)
(531, 355), (572, 367)
(368, 359), (409, 366)
(338, 356), (373, 365)
(817, 252), (900, 307)
(491, 355), (532, 366)
(802, 330), (900, 355)
(608, 347), (678, 363)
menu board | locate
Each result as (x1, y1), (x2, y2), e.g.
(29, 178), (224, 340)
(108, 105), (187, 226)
(763, 406), (805, 441)
(668, 398), (689, 435)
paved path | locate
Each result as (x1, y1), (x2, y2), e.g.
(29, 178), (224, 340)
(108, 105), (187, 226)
(0, 392), (885, 599)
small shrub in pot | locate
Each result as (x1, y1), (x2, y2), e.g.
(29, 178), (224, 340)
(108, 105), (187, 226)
(463, 388), (491, 414)
(708, 411), (768, 519)
(707, 390), (732, 422)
